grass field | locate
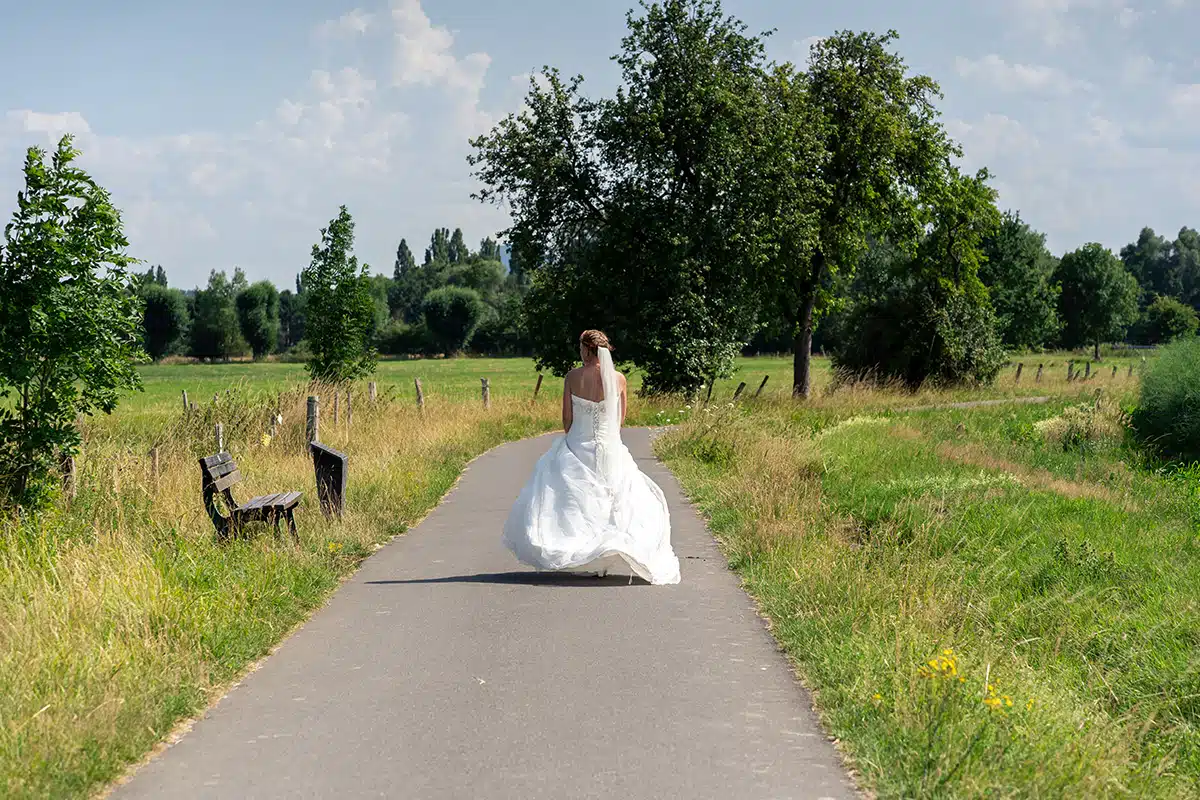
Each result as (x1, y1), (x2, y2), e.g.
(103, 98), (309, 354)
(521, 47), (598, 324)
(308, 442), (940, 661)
(657, 356), (1199, 797)
(0, 350), (1164, 798)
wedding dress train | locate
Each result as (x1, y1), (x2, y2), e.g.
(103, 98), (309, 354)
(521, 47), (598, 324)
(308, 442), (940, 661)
(501, 352), (681, 585)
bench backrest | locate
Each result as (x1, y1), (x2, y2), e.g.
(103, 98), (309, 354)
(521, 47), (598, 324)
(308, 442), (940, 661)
(199, 453), (242, 525)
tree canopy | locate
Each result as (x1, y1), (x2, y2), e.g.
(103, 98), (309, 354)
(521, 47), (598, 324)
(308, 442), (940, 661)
(0, 136), (144, 507)
(301, 206), (378, 383)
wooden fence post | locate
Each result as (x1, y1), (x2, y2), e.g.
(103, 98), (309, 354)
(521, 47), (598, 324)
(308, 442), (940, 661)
(333, 392), (340, 424)
(215, 423), (224, 452)
(1084, 361), (1092, 380)
(732, 381), (747, 401)
(61, 452), (77, 501)
(182, 390), (189, 414)
(368, 382), (377, 402)
(1035, 364), (1044, 383)
(754, 375), (770, 398)
(481, 378), (491, 410)
(307, 396), (319, 444)
(704, 377), (715, 405)
(346, 389), (352, 427)
(1067, 361), (1075, 382)
(415, 379), (424, 411)
(1128, 363), (1135, 378)
(1015, 363), (1024, 384)
(532, 374), (544, 405)
(1111, 365), (1118, 379)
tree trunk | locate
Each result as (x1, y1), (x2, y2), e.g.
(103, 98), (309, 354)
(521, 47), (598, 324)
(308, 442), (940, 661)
(1094, 340), (1100, 361)
(792, 291), (817, 399)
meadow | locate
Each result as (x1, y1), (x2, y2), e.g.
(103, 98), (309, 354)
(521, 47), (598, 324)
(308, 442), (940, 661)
(658, 351), (1199, 797)
(0, 350), (1169, 798)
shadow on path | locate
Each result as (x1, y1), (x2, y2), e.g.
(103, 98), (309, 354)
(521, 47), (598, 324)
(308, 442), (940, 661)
(365, 571), (650, 587)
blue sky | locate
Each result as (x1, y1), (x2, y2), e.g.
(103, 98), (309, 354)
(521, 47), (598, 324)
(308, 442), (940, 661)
(1, 0), (1197, 290)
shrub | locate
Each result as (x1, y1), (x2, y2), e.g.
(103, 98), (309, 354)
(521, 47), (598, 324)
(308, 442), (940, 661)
(832, 284), (1007, 390)
(422, 287), (485, 355)
(1131, 337), (1200, 463)
(1034, 396), (1128, 453)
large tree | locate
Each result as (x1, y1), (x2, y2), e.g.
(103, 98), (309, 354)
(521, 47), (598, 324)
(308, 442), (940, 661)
(979, 210), (1061, 349)
(393, 238), (416, 277)
(189, 270), (247, 361)
(1138, 294), (1199, 344)
(425, 227), (451, 265)
(278, 288), (305, 351)
(140, 283), (190, 360)
(422, 286), (486, 354)
(1055, 243), (1140, 359)
(831, 168), (1006, 388)
(448, 228), (468, 264)
(470, 0), (779, 394)
(774, 30), (957, 398)
(302, 206), (377, 382)
(0, 136), (145, 507)
(235, 280), (280, 359)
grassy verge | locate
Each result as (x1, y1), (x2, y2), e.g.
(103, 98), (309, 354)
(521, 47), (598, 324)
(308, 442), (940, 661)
(657, 387), (1199, 798)
(0, 370), (673, 799)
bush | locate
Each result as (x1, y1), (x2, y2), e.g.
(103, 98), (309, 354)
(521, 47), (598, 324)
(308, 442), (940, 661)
(422, 287), (486, 355)
(1131, 337), (1200, 463)
(1034, 396), (1128, 453)
(377, 319), (434, 356)
(1136, 295), (1199, 345)
(832, 284), (1007, 390)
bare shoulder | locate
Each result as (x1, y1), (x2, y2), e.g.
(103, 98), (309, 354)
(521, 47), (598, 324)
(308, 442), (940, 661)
(617, 371), (628, 388)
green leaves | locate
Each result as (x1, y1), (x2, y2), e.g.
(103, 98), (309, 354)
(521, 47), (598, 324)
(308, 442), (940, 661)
(1054, 243), (1141, 356)
(422, 286), (486, 354)
(0, 135), (145, 508)
(979, 211), (1062, 350)
(302, 206), (378, 383)
(235, 280), (281, 360)
(470, 0), (778, 394)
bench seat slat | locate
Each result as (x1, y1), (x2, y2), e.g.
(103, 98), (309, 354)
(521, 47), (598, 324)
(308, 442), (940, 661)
(240, 493), (280, 511)
(201, 453), (233, 469)
(276, 492), (302, 509)
(238, 492), (302, 513)
(207, 461), (238, 478)
(212, 470), (242, 493)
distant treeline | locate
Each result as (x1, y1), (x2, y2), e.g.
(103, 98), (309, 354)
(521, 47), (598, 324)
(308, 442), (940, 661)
(136, 227), (531, 362)
(745, 220), (1200, 358)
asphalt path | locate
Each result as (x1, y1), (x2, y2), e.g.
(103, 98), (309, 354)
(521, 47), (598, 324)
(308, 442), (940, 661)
(112, 429), (856, 799)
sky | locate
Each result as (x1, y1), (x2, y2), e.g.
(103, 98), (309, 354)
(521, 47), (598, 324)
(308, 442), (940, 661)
(1, 0), (1197, 290)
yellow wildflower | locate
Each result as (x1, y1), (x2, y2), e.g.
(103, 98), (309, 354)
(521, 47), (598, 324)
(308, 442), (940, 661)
(261, 433), (272, 447)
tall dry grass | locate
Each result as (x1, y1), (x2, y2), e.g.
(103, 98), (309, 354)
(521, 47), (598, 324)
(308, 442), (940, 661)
(657, 379), (1200, 798)
(0, 381), (589, 798)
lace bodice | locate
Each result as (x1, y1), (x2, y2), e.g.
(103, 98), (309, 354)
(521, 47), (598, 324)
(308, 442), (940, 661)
(567, 394), (614, 447)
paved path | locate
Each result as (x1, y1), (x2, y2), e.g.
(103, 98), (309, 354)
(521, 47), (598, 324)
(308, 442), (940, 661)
(113, 429), (856, 799)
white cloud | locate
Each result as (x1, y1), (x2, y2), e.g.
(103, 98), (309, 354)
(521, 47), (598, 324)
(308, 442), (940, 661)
(1169, 83), (1200, 116)
(947, 114), (1040, 162)
(316, 8), (375, 39)
(792, 36), (826, 61)
(955, 54), (1091, 94)
(0, 0), (510, 288)
(1117, 7), (1142, 26)
(1006, 0), (1124, 45)
(5, 110), (92, 139)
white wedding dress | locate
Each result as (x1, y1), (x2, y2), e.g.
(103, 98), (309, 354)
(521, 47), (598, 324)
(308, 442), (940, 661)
(502, 349), (681, 585)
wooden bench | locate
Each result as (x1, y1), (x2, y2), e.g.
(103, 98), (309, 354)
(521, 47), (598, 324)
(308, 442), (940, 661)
(199, 452), (301, 540)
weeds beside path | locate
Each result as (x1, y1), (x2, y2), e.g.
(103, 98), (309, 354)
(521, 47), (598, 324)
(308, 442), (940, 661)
(657, 391), (1199, 798)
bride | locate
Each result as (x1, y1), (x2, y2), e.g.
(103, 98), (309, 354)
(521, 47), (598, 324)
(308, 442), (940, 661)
(502, 330), (681, 585)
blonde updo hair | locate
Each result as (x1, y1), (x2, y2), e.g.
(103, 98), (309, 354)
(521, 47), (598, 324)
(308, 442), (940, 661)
(579, 329), (612, 358)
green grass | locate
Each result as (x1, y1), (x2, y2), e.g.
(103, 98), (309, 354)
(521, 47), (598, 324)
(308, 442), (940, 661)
(0, 350), (1162, 797)
(658, 383), (1199, 797)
